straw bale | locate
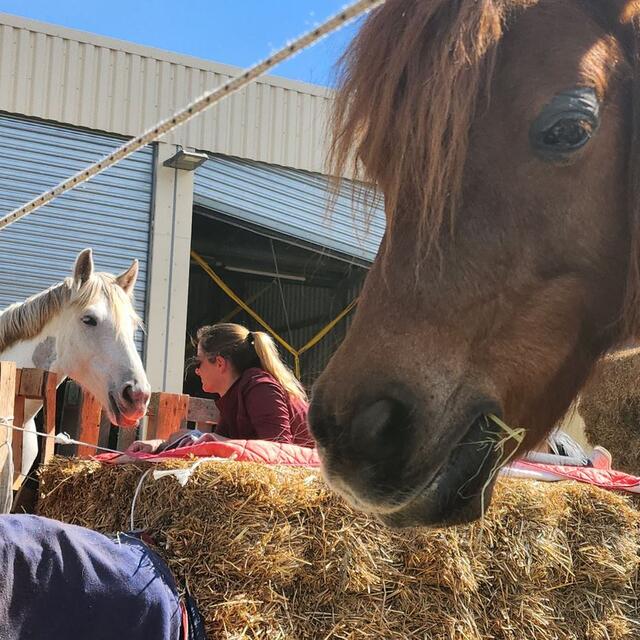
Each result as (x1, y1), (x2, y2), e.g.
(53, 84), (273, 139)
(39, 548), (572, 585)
(38, 456), (640, 640)
(579, 348), (640, 475)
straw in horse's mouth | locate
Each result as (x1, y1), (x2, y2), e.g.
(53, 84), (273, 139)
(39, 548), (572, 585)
(376, 414), (524, 527)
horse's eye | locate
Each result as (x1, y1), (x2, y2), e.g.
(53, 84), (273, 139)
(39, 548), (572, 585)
(82, 315), (98, 327)
(530, 87), (600, 162)
(541, 118), (592, 149)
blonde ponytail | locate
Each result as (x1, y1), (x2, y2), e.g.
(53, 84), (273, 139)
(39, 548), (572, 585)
(252, 331), (308, 403)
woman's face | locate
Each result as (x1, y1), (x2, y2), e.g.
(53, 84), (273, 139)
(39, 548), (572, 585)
(195, 343), (226, 394)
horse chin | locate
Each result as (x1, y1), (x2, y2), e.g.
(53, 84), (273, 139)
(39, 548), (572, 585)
(117, 414), (141, 429)
(324, 415), (505, 529)
(375, 469), (498, 529)
(107, 393), (142, 429)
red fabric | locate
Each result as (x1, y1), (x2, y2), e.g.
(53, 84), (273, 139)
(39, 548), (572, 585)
(509, 459), (640, 493)
(214, 368), (313, 447)
(96, 445), (640, 491)
(96, 437), (321, 467)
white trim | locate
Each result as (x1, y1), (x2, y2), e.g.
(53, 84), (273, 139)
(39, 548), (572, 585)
(145, 142), (194, 393)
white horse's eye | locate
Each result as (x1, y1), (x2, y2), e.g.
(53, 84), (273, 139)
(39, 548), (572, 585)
(81, 315), (98, 327)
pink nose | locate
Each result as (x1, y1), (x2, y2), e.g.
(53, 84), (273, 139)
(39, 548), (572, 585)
(120, 381), (151, 412)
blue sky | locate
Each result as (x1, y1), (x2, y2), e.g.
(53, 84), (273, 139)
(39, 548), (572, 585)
(0, 1), (363, 87)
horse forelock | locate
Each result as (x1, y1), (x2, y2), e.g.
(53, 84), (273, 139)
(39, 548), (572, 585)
(68, 272), (141, 333)
(0, 272), (140, 353)
(329, 0), (531, 255)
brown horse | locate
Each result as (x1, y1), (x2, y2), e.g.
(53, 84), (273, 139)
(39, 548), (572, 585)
(309, 0), (640, 527)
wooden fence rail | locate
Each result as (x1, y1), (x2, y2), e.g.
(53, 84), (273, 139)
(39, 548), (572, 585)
(0, 361), (220, 492)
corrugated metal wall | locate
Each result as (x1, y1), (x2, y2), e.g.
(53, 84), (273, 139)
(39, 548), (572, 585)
(0, 114), (153, 353)
(0, 13), (332, 174)
(194, 155), (385, 263)
(185, 264), (362, 390)
(245, 279), (356, 386)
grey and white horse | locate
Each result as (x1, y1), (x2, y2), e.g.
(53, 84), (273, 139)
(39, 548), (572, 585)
(0, 248), (150, 511)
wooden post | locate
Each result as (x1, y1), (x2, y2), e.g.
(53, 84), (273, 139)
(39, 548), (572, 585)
(116, 421), (138, 452)
(12, 368), (25, 485)
(11, 368), (58, 484)
(0, 362), (16, 505)
(97, 413), (113, 451)
(146, 392), (189, 440)
(57, 381), (81, 457)
(59, 382), (111, 456)
(76, 391), (103, 457)
(41, 372), (58, 464)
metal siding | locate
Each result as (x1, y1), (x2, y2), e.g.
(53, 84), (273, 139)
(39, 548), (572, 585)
(186, 269), (360, 389)
(245, 280), (351, 387)
(0, 14), (333, 174)
(0, 114), (153, 353)
(194, 155), (385, 263)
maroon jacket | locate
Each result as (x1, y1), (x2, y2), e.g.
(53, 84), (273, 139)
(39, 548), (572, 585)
(214, 368), (314, 447)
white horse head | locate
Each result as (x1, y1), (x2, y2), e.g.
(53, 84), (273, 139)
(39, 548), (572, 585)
(0, 248), (151, 426)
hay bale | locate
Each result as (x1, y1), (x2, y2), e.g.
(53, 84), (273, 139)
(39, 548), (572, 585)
(38, 457), (640, 640)
(579, 348), (640, 475)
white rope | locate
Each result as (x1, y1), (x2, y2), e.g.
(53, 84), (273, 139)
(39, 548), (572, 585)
(129, 456), (228, 530)
(5, 422), (123, 456)
(0, 0), (385, 231)
(130, 468), (152, 531)
(151, 455), (233, 486)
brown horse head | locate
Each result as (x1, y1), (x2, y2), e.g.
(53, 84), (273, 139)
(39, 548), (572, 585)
(310, 0), (640, 527)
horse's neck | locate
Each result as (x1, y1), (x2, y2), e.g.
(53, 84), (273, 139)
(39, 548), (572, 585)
(0, 281), (70, 368)
(0, 317), (65, 424)
(1, 333), (59, 371)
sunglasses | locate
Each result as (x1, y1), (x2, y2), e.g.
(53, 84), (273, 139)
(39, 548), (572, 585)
(188, 354), (224, 370)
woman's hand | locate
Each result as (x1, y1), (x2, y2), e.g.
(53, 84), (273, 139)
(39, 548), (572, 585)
(125, 439), (164, 454)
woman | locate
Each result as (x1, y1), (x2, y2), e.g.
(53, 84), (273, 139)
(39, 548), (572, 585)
(130, 323), (314, 452)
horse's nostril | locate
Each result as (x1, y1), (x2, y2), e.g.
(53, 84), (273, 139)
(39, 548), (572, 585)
(120, 382), (150, 408)
(122, 384), (134, 405)
(351, 397), (412, 458)
(310, 392), (414, 457)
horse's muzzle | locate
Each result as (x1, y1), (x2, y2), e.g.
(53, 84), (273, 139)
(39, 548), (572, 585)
(309, 390), (506, 528)
(109, 381), (150, 427)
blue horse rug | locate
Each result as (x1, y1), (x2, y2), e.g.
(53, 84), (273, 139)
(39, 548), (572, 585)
(0, 514), (206, 640)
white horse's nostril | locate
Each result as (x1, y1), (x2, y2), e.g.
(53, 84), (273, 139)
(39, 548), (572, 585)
(120, 383), (150, 408)
(122, 384), (134, 405)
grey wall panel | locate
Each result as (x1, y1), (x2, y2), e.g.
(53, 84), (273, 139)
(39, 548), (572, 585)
(0, 114), (153, 354)
(194, 154), (385, 264)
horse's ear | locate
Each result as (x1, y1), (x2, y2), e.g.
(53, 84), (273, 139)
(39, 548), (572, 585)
(73, 248), (94, 287)
(116, 259), (138, 296)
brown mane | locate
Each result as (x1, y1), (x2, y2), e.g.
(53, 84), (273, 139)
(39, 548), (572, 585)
(330, 1), (514, 252)
(331, 0), (640, 339)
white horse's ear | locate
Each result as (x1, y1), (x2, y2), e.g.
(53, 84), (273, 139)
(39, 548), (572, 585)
(73, 248), (94, 287)
(116, 259), (139, 296)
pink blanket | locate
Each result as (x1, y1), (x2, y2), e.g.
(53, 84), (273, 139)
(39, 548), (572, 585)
(96, 437), (320, 467)
(95, 439), (640, 495)
(500, 459), (640, 494)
